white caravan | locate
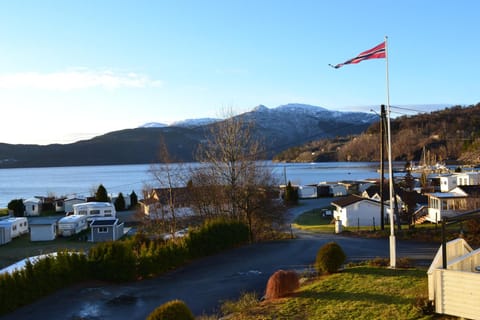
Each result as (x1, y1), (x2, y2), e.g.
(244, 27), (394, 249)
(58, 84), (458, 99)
(72, 202), (116, 221)
(58, 214), (88, 236)
(0, 217), (29, 238)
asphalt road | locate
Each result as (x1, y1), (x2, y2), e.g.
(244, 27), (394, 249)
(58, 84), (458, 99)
(2, 199), (440, 320)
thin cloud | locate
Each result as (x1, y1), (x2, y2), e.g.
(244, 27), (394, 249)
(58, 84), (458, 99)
(0, 69), (163, 90)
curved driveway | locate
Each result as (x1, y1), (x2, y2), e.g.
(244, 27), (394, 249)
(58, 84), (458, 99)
(2, 199), (439, 320)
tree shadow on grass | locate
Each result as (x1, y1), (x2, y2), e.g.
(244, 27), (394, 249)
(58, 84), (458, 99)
(342, 266), (426, 279)
(297, 288), (414, 306)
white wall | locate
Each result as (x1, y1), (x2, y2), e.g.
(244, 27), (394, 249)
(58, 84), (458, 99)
(334, 201), (384, 227)
(30, 224), (56, 241)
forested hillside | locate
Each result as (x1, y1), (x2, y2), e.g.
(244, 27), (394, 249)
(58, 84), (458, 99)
(274, 103), (480, 164)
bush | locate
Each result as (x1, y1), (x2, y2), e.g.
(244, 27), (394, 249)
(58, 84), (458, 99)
(7, 199), (25, 217)
(146, 300), (194, 320)
(265, 270), (299, 300)
(88, 241), (136, 281)
(185, 218), (249, 258)
(315, 242), (346, 274)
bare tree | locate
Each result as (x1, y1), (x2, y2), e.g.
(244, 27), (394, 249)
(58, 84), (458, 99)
(143, 138), (188, 239)
(193, 110), (285, 241)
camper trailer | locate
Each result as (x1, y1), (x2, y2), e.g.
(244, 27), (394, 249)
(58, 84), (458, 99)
(72, 202), (116, 221)
(58, 214), (88, 236)
(0, 217), (29, 238)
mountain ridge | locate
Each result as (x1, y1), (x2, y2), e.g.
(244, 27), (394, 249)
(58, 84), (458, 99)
(0, 103), (442, 168)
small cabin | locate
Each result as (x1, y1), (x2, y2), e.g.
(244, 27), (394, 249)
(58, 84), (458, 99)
(90, 218), (124, 242)
(72, 202), (116, 221)
(29, 218), (58, 241)
(0, 217), (29, 238)
(58, 215), (88, 237)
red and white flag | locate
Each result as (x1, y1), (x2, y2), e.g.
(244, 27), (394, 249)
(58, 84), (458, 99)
(330, 41), (386, 69)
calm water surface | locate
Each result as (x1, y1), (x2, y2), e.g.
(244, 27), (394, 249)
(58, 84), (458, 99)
(0, 161), (383, 208)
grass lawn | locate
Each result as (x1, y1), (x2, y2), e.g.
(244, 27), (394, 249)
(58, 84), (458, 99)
(216, 266), (453, 320)
(292, 208), (466, 243)
(0, 232), (94, 269)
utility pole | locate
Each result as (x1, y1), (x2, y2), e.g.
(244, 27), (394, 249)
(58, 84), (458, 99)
(380, 105), (386, 230)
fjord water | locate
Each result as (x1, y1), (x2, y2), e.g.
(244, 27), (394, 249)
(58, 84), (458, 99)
(0, 162), (380, 208)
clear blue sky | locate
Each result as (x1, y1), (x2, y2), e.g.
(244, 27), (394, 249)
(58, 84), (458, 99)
(0, 0), (478, 144)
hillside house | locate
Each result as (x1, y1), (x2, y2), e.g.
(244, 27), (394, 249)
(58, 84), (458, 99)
(455, 171), (480, 186)
(141, 187), (193, 216)
(331, 195), (389, 228)
(426, 185), (480, 223)
(361, 184), (404, 206)
(439, 175), (457, 192)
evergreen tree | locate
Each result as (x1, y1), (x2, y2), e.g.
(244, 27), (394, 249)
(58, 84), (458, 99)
(114, 192), (126, 211)
(7, 199), (25, 217)
(130, 190), (138, 208)
(95, 184), (109, 202)
(283, 181), (298, 205)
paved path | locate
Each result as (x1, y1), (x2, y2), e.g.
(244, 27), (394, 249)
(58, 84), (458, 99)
(2, 200), (440, 320)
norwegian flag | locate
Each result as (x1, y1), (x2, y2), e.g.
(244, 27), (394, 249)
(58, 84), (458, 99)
(330, 41), (386, 69)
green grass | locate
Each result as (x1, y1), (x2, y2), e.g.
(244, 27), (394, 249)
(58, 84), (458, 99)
(215, 266), (451, 320)
(0, 232), (94, 269)
(292, 209), (466, 242)
(292, 209), (335, 232)
(0, 209), (8, 217)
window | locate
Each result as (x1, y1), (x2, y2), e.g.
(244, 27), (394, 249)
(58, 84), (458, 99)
(98, 227), (108, 233)
(442, 200), (448, 210)
(78, 210), (87, 215)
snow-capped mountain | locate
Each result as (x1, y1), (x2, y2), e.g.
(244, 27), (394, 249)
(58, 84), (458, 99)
(140, 122), (168, 128)
(251, 103), (378, 123)
(170, 118), (220, 128)
(236, 103), (377, 154)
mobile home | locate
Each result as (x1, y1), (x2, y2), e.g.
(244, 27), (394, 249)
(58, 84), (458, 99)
(58, 214), (88, 237)
(0, 217), (29, 238)
(64, 197), (86, 214)
(24, 198), (42, 216)
(72, 202), (116, 221)
(0, 227), (12, 245)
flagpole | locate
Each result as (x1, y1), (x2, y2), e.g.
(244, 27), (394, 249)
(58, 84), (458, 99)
(385, 35), (396, 268)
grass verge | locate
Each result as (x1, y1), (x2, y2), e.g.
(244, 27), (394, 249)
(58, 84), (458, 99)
(214, 266), (453, 320)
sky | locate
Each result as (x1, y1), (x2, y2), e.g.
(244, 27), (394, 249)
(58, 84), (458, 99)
(0, 0), (479, 145)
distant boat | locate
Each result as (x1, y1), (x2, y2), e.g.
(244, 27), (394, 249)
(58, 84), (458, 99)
(409, 147), (450, 173)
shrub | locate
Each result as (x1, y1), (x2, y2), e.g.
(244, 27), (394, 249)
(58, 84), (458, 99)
(315, 242), (346, 274)
(265, 270), (299, 300)
(146, 300), (194, 320)
(88, 241), (136, 281)
(185, 218), (249, 258)
(7, 199), (25, 217)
